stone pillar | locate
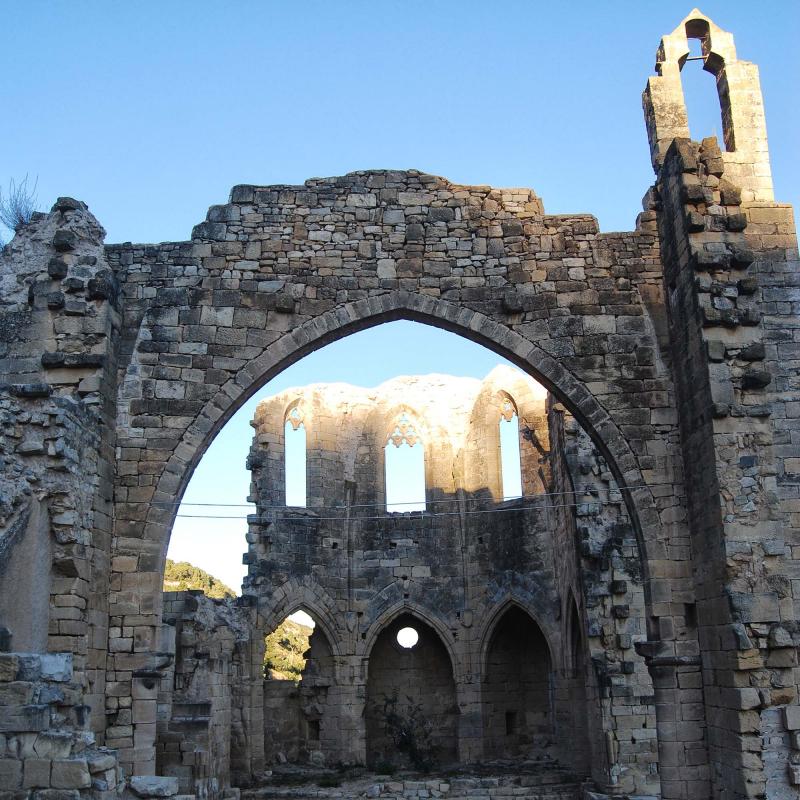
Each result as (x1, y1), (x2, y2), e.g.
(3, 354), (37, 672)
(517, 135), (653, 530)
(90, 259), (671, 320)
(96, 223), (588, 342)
(636, 643), (707, 798)
(455, 680), (482, 765)
(0, 199), (120, 742)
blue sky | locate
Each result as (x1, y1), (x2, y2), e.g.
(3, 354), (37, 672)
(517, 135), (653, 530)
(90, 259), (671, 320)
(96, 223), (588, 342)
(3, 2), (797, 590)
(2, 2), (797, 243)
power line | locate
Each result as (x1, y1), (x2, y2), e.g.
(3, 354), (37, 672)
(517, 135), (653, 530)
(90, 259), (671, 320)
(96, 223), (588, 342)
(167, 494), (637, 523)
(126, 481), (670, 513)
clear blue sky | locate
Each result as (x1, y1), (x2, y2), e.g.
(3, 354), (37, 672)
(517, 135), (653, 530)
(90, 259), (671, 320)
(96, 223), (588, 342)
(2, 2), (797, 243)
(3, 2), (797, 590)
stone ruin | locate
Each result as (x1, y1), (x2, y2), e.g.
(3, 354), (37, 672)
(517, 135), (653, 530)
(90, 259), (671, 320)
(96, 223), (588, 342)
(1, 9), (799, 800)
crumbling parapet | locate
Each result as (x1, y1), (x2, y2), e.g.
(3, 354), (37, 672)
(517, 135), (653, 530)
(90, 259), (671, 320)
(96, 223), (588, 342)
(0, 197), (120, 738)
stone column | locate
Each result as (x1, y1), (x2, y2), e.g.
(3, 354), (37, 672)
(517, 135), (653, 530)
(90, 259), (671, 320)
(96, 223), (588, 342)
(652, 131), (799, 800)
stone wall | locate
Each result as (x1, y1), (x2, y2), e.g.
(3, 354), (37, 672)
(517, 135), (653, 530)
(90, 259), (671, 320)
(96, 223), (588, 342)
(0, 652), (122, 799)
(97, 166), (674, 778)
(365, 615), (459, 769)
(641, 10), (800, 799)
(244, 369), (658, 793)
(0, 197), (120, 740)
(482, 607), (551, 759)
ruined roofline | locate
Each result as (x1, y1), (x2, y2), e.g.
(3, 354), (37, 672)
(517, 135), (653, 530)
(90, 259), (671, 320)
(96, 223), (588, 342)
(224, 168), (545, 202)
(251, 365), (544, 416)
(96, 170), (629, 251)
(255, 373), (484, 405)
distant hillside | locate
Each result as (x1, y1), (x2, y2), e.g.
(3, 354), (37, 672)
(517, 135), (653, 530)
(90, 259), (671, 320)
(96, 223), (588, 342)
(265, 619), (313, 679)
(163, 559), (236, 599)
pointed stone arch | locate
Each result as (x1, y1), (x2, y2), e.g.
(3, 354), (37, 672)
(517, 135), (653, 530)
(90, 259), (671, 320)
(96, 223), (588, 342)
(141, 292), (665, 596)
(479, 601), (555, 760)
(477, 595), (557, 677)
(360, 599), (459, 672)
(256, 583), (345, 660)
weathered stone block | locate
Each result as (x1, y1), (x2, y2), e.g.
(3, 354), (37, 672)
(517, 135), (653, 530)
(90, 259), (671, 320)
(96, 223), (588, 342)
(129, 775), (179, 797)
(0, 656), (19, 683)
(783, 706), (800, 731)
(22, 759), (51, 789)
(0, 759), (23, 790)
(52, 231), (77, 252)
(50, 761), (89, 791)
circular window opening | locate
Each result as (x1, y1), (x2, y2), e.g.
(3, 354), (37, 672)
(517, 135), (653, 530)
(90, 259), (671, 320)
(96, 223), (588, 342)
(396, 627), (419, 649)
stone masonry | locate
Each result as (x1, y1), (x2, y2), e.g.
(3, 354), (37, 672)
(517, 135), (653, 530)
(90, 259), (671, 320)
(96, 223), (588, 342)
(0, 9), (797, 800)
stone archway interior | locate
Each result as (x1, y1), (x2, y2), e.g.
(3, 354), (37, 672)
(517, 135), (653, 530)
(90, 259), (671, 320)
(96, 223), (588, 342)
(564, 599), (590, 775)
(365, 613), (458, 769)
(262, 611), (337, 766)
(482, 606), (552, 759)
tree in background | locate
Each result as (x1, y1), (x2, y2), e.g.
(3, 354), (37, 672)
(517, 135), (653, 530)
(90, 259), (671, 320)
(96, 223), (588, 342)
(162, 558), (236, 599)
(264, 618), (313, 680)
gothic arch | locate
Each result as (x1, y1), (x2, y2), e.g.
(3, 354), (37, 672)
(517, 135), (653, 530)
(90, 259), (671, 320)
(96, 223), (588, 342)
(256, 582), (344, 659)
(477, 596), (556, 678)
(141, 292), (664, 605)
(360, 599), (460, 678)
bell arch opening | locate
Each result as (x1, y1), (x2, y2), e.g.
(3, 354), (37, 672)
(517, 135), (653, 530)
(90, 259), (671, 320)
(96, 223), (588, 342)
(678, 20), (728, 148)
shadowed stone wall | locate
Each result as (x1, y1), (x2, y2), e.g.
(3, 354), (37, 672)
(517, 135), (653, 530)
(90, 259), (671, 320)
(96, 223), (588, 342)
(245, 369), (657, 792)
(365, 615), (459, 769)
(482, 607), (552, 759)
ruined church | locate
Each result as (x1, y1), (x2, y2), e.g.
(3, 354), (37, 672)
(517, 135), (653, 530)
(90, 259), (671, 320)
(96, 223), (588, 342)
(1, 10), (798, 800)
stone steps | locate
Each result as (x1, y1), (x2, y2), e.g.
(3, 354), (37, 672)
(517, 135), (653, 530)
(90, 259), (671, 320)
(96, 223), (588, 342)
(245, 771), (583, 800)
(249, 790), (580, 800)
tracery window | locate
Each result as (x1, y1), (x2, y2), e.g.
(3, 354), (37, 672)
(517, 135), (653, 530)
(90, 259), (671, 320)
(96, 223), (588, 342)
(384, 412), (425, 511)
(499, 395), (522, 500)
(284, 405), (307, 507)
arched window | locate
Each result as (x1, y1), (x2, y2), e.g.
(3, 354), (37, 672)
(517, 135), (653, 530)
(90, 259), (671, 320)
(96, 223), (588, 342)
(385, 412), (425, 511)
(499, 395), (522, 500)
(284, 406), (306, 507)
